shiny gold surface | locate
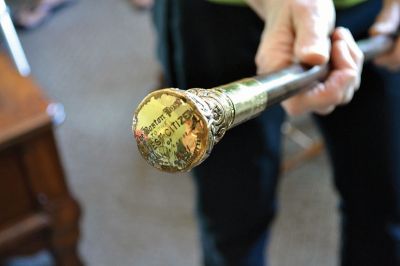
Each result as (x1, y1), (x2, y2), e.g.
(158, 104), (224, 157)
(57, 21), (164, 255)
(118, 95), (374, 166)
(216, 78), (267, 126)
(133, 89), (210, 172)
(132, 79), (269, 173)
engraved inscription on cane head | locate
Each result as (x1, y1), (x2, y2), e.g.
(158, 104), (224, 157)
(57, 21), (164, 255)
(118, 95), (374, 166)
(132, 89), (211, 172)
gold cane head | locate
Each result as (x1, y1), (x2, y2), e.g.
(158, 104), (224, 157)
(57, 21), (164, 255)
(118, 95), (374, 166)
(132, 89), (210, 172)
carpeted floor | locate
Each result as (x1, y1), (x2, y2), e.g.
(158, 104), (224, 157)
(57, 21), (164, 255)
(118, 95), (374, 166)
(7, 0), (339, 265)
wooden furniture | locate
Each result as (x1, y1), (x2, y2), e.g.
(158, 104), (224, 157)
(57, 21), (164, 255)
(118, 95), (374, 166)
(0, 52), (83, 265)
(281, 121), (324, 173)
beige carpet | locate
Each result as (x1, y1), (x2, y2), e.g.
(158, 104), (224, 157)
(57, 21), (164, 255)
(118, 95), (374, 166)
(8, 0), (339, 265)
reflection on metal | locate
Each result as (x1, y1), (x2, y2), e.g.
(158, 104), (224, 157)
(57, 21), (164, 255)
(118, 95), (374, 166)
(0, 0), (31, 76)
(47, 103), (66, 127)
(281, 121), (324, 173)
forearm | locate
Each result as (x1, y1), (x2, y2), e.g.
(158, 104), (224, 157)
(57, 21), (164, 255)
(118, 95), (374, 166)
(245, 0), (335, 22)
(244, 0), (264, 18)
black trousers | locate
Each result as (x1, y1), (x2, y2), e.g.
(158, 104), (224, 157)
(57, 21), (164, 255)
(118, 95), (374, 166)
(153, 0), (400, 265)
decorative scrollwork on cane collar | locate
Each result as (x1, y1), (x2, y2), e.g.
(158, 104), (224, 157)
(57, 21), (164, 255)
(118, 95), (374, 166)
(186, 88), (235, 144)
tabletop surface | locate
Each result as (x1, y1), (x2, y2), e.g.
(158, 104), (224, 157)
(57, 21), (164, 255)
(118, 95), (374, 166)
(0, 52), (51, 147)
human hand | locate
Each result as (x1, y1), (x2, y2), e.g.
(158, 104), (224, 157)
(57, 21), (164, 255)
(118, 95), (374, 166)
(247, 0), (363, 116)
(282, 28), (364, 115)
(370, 0), (400, 71)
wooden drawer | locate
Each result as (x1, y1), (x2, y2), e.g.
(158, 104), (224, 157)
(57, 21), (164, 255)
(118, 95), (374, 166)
(0, 149), (35, 223)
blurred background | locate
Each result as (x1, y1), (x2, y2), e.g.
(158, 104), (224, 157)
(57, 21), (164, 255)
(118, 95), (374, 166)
(1, 0), (339, 265)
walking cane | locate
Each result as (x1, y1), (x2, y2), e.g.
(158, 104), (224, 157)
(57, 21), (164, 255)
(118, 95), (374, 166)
(132, 35), (394, 173)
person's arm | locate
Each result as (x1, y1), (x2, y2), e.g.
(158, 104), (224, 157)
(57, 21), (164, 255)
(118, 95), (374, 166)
(246, 0), (364, 116)
(370, 0), (400, 71)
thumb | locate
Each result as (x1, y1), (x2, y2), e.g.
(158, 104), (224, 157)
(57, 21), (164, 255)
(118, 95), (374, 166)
(293, 5), (333, 65)
(255, 24), (295, 74)
(370, 0), (400, 35)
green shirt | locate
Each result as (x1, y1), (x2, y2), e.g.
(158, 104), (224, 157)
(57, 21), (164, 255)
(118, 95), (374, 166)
(208, 0), (367, 9)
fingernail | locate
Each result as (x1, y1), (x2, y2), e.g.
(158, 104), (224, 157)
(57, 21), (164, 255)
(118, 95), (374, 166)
(301, 45), (325, 56)
(336, 27), (348, 34)
(371, 22), (394, 34)
(339, 27), (351, 37)
(300, 45), (329, 64)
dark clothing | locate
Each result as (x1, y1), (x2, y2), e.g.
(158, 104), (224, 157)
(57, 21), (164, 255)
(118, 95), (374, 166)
(152, 0), (400, 265)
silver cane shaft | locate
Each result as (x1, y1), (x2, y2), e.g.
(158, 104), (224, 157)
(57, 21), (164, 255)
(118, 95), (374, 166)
(219, 35), (394, 127)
